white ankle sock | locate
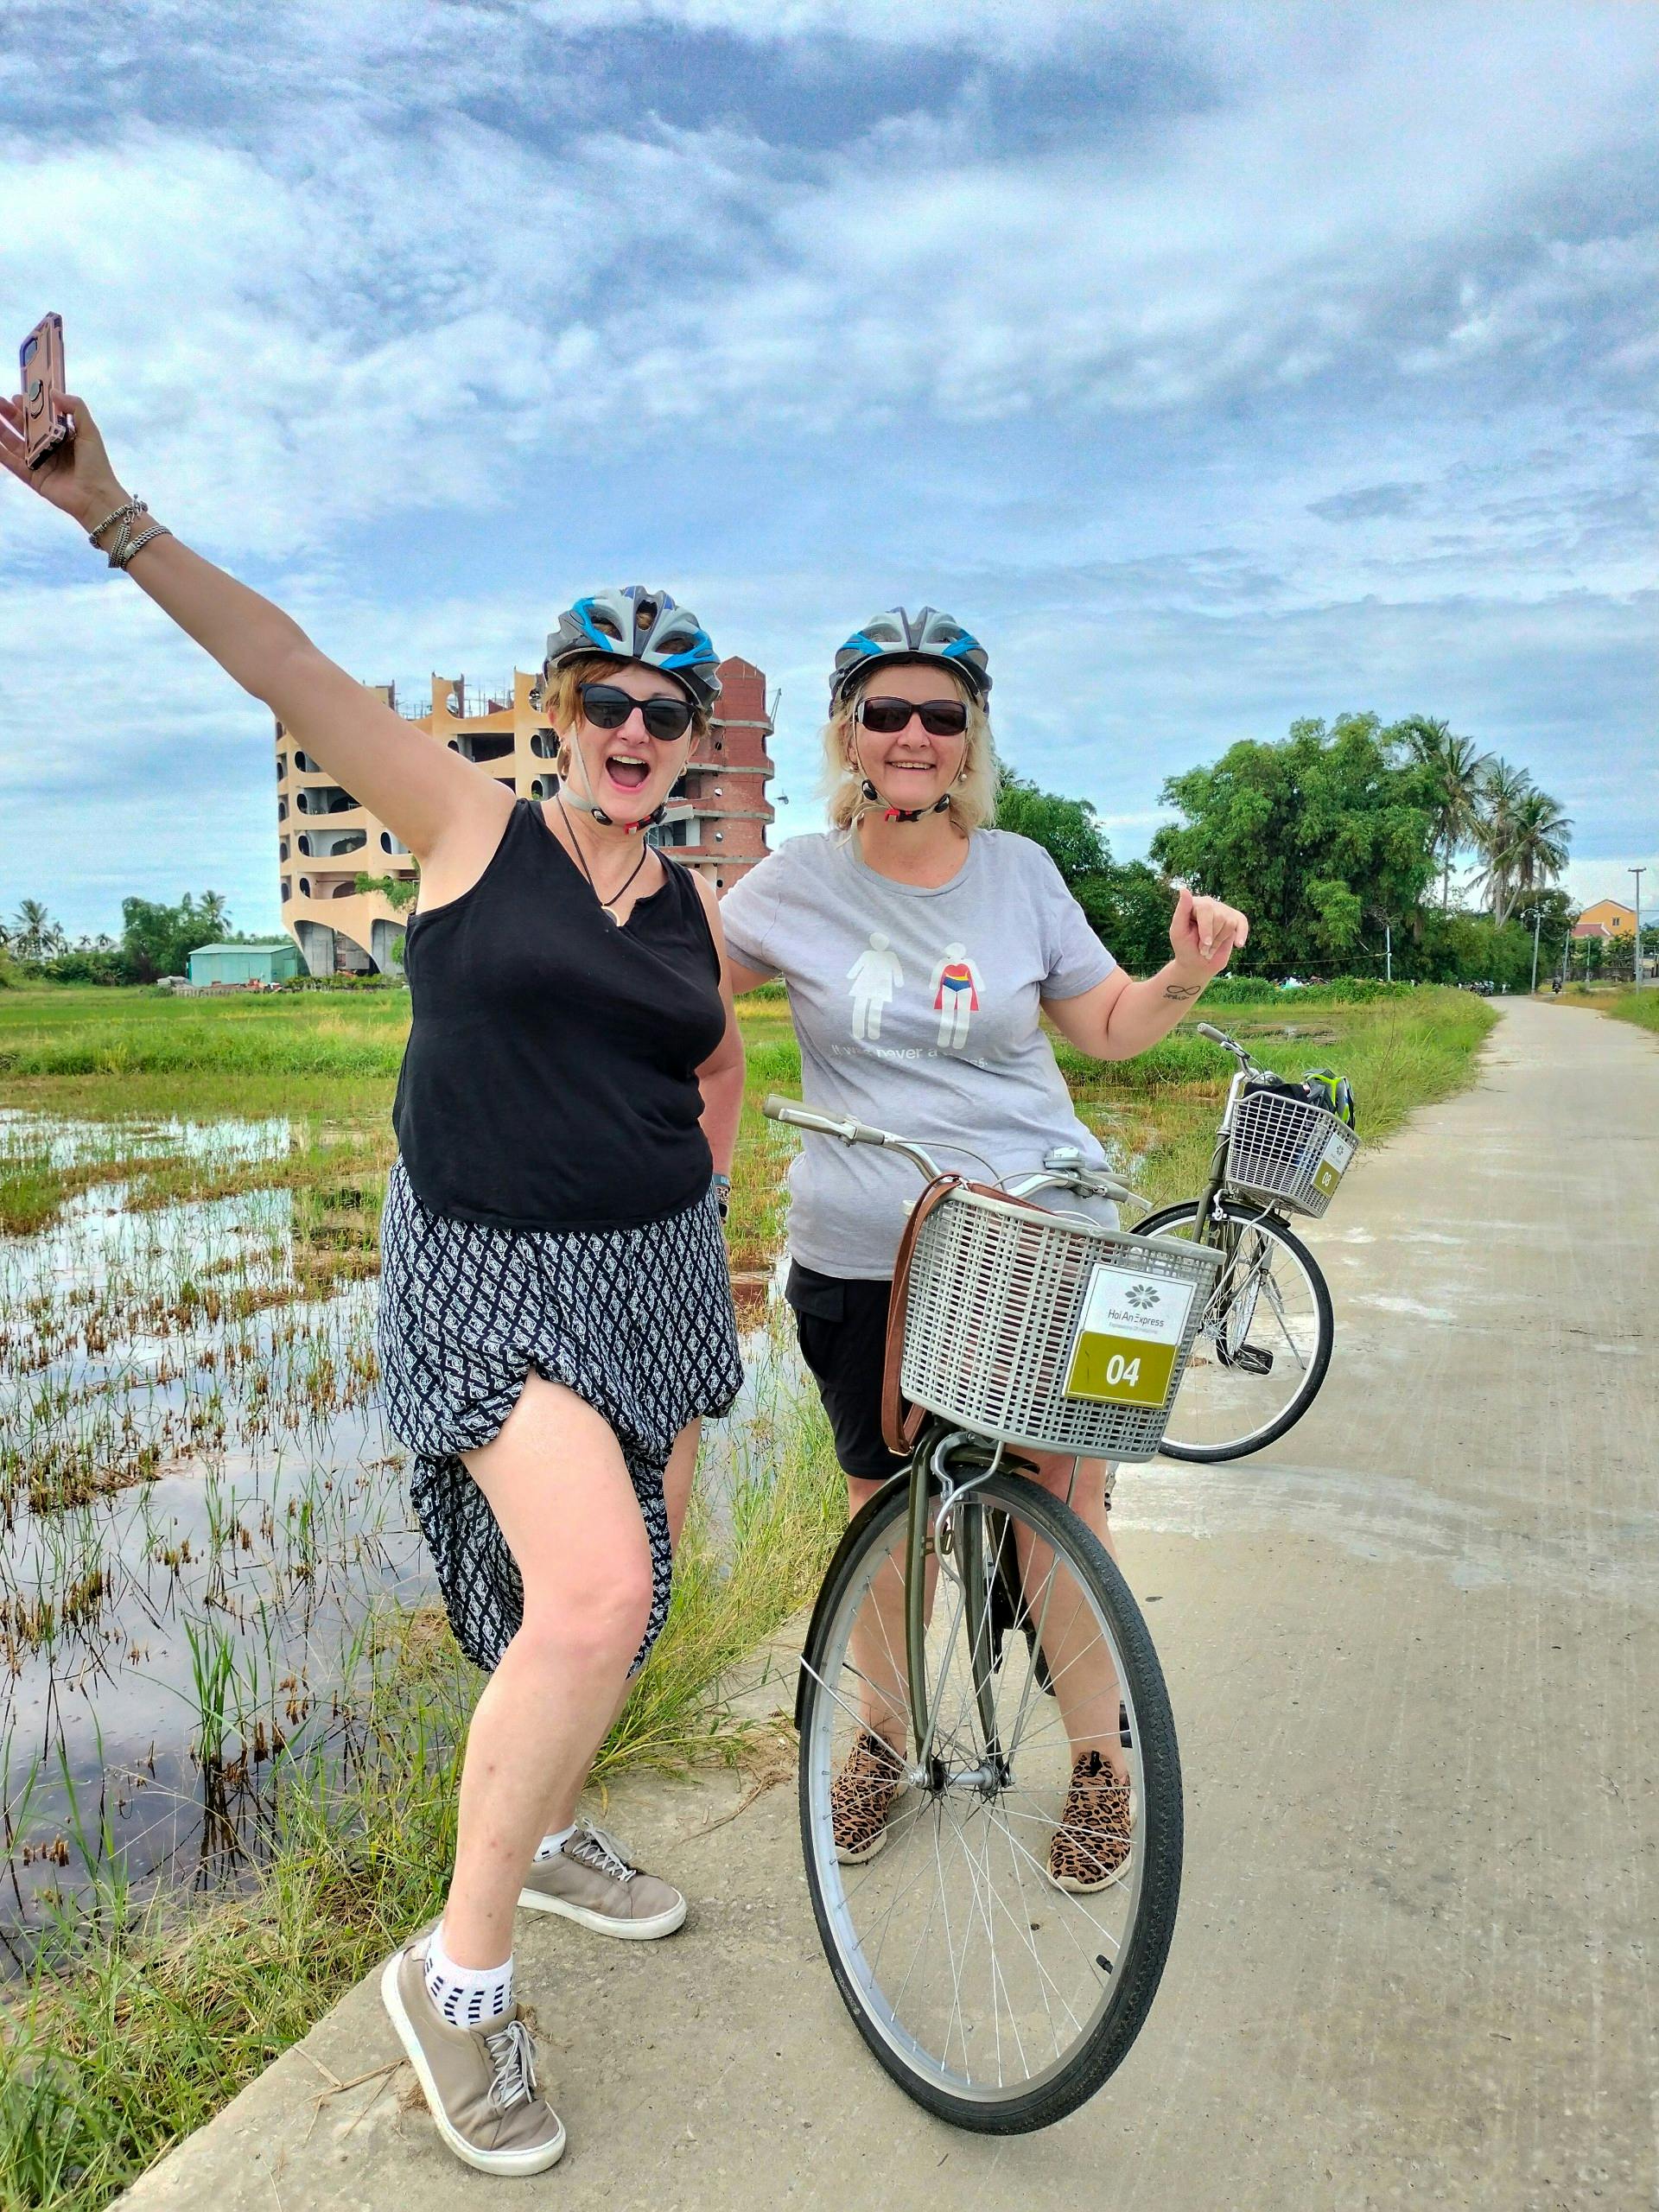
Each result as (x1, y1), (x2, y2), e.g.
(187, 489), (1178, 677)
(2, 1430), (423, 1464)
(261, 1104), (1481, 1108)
(533, 1823), (578, 1864)
(423, 1922), (515, 2029)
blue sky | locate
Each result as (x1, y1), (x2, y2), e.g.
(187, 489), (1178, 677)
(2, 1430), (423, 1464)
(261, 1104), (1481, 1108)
(2, 0), (1655, 939)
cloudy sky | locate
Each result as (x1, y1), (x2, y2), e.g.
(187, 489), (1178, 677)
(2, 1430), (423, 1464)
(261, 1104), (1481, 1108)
(2, 0), (1654, 940)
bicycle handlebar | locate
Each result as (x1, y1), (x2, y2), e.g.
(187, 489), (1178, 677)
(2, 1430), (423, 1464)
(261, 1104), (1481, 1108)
(762, 1094), (893, 1147)
(1194, 1021), (1258, 1072)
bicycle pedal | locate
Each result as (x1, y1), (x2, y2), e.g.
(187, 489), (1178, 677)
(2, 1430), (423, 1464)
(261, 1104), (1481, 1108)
(1230, 1345), (1274, 1376)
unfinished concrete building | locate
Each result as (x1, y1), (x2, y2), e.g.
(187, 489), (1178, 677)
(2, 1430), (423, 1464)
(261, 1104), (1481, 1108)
(277, 659), (775, 976)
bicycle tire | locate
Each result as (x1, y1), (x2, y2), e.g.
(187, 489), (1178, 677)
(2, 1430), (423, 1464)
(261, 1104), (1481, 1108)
(797, 1469), (1182, 2133)
(1133, 1198), (1333, 1462)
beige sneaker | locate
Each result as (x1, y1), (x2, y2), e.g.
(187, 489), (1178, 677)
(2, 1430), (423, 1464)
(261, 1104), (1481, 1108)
(518, 1821), (686, 1939)
(831, 1730), (909, 1865)
(379, 1938), (566, 2176)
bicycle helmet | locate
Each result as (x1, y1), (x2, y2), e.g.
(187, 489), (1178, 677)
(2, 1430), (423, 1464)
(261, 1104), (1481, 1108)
(829, 606), (991, 706)
(543, 586), (721, 709)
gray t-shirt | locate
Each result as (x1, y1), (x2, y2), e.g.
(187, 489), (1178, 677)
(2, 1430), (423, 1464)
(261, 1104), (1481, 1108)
(719, 828), (1118, 1277)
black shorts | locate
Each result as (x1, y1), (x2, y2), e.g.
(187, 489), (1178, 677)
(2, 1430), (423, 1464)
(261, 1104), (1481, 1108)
(785, 1261), (907, 1483)
(785, 1257), (1118, 1500)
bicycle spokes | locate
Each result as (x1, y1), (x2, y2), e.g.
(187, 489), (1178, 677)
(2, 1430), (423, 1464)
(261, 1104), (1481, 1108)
(801, 1485), (1154, 2108)
(1154, 1209), (1328, 1456)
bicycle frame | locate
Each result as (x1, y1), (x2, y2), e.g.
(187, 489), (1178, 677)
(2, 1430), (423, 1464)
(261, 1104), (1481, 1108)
(762, 1089), (1132, 1783)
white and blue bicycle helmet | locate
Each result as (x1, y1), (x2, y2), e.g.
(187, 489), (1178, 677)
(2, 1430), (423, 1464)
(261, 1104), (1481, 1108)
(544, 585), (721, 709)
(829, 605), (991, 707)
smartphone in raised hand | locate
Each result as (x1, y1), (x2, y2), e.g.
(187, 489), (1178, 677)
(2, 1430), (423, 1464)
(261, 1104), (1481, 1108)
(19, 315), (73, 472)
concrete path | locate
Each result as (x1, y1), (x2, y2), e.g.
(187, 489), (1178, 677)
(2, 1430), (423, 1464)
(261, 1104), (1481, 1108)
(119, 999), (1658, 2212)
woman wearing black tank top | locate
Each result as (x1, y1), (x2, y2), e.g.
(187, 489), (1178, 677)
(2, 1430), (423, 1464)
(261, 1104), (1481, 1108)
(1, 388), (740, 2174)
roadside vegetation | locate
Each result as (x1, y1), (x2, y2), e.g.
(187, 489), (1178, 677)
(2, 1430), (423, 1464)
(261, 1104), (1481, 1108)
(1566, 982), (1659, 1039)
(0, 976), (1492, 2209)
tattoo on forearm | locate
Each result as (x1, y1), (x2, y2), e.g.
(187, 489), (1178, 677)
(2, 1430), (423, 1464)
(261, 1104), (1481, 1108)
(1163, 982), (1205, 1001)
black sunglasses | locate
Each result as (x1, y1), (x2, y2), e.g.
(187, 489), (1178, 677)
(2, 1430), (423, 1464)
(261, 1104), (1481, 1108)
(855, 696), (969, 738)
(579, 682), (696, 743)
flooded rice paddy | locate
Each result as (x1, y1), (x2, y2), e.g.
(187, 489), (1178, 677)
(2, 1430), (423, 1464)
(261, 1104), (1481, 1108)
(0, 1108), (789, 1969)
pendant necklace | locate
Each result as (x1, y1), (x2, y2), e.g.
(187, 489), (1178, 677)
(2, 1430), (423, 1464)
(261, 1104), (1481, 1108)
(556, 794), (651, 924)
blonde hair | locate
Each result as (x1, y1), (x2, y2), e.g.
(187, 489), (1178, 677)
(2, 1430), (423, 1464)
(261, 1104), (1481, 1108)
(820, 664), (1000, 837)
(541, 652), (712, 779)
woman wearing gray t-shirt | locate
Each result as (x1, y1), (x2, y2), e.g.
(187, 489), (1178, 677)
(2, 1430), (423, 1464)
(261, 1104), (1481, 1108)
(719, 607), (1248, 1889)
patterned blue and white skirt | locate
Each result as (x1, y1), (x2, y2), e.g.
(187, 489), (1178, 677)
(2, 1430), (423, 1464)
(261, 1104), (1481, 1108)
(375, 1157), (743, 1677)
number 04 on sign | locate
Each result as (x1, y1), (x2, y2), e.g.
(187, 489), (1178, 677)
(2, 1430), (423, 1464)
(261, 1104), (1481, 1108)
(1063, 1264), (1197, 1408)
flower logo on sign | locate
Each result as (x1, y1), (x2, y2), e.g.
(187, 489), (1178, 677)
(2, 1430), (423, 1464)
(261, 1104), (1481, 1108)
(1127, 1285), (1160, 1312)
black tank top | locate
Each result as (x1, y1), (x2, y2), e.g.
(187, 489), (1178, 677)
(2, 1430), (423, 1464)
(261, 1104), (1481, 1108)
(391, 799), (724, 1231)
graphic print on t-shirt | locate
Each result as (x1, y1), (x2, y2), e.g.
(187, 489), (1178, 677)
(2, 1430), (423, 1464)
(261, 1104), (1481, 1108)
(929, 942), (985, 1049)
(847, 931), (906, 1042)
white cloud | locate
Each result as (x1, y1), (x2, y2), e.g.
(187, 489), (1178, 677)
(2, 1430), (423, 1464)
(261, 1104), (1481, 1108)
(2, 3), (1654, 935)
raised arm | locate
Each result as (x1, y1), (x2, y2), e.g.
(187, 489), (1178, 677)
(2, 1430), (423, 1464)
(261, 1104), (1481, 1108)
(1, 385), (493, 865)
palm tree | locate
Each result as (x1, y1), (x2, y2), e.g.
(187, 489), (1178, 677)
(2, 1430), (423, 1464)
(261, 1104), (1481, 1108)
(1506, 791), (1573, 914)
(1472, 757), (1535, 925)
(12, 899), (59, 963)
(198, 890), (230, 934)
(1400, 717), (1491, 910)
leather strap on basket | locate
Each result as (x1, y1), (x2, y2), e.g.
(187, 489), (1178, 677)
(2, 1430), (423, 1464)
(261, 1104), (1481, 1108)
(880, 1174), (1051, 1456)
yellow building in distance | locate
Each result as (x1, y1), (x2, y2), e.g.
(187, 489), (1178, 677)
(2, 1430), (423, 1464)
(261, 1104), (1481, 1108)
(276, 664), (773, 976)
(1573, 898), (1637, 938)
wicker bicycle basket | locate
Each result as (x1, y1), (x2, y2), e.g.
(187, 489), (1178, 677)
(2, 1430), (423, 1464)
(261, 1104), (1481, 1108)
(896, 1186), (1224, 1462)
(1224, 1087), (1358, 1218)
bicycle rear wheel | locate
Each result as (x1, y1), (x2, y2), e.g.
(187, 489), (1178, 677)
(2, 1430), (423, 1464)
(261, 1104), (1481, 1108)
(796, 1466), (1181, 2133)
(1134, 1198), (1332, 1461)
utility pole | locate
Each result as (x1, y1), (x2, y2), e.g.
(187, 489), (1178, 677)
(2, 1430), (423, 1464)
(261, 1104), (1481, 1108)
(1527, 906), (1542, 995)
(1384, 918), (1392, 983)
(1633, 867), (1646, 988)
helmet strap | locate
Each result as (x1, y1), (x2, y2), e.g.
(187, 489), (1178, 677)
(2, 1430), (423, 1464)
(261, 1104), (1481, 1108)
(852, 736), (962, 824)
(562, 737), (666, 835)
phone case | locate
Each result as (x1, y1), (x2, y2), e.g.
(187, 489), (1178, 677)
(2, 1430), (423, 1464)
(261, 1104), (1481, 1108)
(20, 315), (70, 471)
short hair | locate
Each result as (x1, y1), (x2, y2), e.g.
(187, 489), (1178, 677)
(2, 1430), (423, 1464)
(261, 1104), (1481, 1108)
(542, 653), (711, 778)
(819, 662), (1000, 838)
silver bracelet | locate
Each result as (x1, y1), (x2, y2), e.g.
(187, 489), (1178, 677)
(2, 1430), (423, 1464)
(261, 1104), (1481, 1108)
(113, 524), (172, 570)
(99, 502), (169, 571)
(87, 498), (144, 548)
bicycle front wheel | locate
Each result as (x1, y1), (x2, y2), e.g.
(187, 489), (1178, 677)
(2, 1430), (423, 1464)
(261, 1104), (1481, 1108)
(1135, 1198), (1332, 1460)
(797, 1469), (1181, 2133)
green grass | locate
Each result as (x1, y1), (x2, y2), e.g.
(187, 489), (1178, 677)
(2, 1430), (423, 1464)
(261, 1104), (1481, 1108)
(1056, 985), (1497, 1217)
(0, 978), (1494, 2211)
(0, 1344), (841, 2210)
(1572, 983), (1659, 1038)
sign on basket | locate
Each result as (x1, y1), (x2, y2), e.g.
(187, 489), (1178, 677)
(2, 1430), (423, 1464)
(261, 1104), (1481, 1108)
(1312, 1122), (1357, 1201)
(1063, 1263), (1197, 1408)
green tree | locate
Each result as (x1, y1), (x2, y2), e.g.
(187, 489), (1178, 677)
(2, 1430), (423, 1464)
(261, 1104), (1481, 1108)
(1503, 789), (1573, 916)
(11, 899), (65, 962)
(1396, 715), (1489, 910)
(119, 892), (229, 983)
(1471, 757), (1534, 924)
(1150, 713), (1437, 976)
(1071, 860), (1176, 975)
(994, 767), (1109, 885)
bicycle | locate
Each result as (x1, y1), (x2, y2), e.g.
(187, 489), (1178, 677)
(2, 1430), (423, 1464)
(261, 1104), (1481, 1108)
(762, 1092), (1224, 2132)
(1130, 1020), (1358, 1462)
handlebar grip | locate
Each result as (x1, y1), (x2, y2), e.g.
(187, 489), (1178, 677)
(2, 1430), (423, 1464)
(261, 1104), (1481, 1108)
(762, 1091), (813, 1125)
(762, 1093), (893, 1146)
(1195, 1022), (1229, 1045)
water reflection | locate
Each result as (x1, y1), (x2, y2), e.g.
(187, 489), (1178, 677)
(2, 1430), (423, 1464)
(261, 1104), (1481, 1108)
(0, 1110), (804, 1966)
